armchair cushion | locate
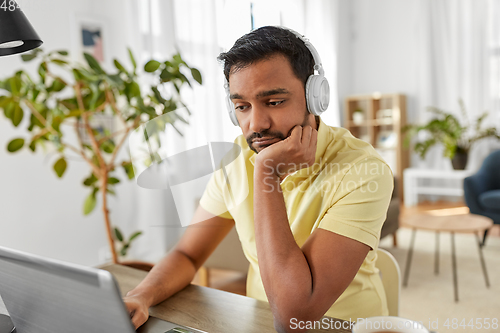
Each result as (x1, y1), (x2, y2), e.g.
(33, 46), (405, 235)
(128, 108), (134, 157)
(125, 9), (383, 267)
(479, 190), (500, 213)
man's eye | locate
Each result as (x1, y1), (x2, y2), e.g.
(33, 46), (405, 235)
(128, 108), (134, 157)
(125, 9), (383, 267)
(235, 105), (248, 111)
(269, 100), (285, 106)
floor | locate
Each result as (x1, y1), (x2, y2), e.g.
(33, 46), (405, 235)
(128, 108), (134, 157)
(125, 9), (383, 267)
(191, 200), (500, 297)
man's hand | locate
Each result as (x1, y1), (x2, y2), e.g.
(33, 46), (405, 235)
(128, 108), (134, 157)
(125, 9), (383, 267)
(123, 293), (150, 329)
(254, 125), (318, 178)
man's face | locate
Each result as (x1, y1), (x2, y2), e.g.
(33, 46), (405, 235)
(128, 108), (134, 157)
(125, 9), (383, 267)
(228, 54), (315, 154)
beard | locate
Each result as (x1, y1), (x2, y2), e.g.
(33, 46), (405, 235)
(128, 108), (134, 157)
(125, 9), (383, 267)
(246, 110), (311, 154)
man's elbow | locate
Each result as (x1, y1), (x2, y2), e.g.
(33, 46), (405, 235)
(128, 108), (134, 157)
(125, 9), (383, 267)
(274, 316), (301, 333)
(272, 308), (321, 333)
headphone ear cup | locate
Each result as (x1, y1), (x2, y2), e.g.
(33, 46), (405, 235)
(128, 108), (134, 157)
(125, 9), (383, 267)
(226, 95), (240, 126)
(225, 81), (240, 126)
(305, 75), (330, 116)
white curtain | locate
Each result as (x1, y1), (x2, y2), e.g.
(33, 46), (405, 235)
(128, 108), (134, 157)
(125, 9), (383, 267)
(415, 0), (499, 171)
(127, 0), (186, 262)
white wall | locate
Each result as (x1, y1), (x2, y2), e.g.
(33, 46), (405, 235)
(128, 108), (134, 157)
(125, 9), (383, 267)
(0, 0), (146, 266)
(337, 0), (421, 124)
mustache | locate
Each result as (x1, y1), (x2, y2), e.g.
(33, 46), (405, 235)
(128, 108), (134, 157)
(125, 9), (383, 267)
(246, 129), (286, 145)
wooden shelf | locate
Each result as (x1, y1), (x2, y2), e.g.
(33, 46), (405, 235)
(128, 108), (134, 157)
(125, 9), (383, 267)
(347, 119), (394, 127)
(344, 93), (409, 204)
(373, 119), (394, 126)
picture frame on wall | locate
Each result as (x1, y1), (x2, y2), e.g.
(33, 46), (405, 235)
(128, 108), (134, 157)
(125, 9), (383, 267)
(71, 15), (109, 66)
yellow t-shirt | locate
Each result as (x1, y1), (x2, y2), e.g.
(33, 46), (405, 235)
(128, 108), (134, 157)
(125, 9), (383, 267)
(199, 117), (393, 321)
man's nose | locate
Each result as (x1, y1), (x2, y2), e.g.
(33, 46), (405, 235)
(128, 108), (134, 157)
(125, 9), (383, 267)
(248, 105), (271, 134)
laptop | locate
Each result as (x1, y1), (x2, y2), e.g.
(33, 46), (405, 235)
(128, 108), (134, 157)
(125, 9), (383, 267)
(0, 246), (206, 333)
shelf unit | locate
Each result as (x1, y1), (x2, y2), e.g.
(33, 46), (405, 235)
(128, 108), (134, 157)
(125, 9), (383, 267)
(344, 93), (409, 204)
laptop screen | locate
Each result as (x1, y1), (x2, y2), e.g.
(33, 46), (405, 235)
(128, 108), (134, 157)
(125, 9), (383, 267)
(0, 246), (135, 333)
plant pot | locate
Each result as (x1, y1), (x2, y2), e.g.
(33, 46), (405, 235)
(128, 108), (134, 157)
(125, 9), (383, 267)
(451, 152), (468, 170)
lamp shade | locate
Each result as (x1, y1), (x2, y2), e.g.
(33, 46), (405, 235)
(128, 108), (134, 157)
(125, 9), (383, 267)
(0, 2), (43, 56)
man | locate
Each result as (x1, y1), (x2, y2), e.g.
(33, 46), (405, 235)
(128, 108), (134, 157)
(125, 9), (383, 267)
(124, 26), (393, 332)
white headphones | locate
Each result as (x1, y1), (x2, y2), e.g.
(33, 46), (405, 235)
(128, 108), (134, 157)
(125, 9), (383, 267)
(224, 26), (330, 127)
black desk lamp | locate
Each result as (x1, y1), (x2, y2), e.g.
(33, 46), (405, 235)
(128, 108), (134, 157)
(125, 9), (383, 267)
(0, 1), (43, 56)
(0, 1), (41, 328)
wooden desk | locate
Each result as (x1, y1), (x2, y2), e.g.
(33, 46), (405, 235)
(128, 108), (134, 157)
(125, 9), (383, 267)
(102, 264), (352, 332)
(0, 263), (352, 332)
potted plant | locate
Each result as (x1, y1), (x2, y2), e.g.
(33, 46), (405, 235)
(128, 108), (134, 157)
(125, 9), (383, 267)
(403, 99), (500, 169)
(0, 48), (202, 268)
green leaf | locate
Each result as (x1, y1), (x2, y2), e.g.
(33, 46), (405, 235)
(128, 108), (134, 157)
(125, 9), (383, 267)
(56, 50), (69, 56)
(83, 191), (97, 215)
(173, 82), (180, 94)
(21, 54), (37, 62)
(190, 68), (202, 84)
(12, 103), (23, 127)
(122, 161), (135, 180)
(151, 86), (166, 104)
(50, 77), (66, 92)
(0, 96), (13, 114)
(101, 140), (116, 154)
(50, 59), (68, 66)
(107, 177), (120, 184)
(84, 53), (104, 74)
(128, 231), (142, 242)
(106, 73), (123, 86)
(39, 62), (47, 81)
(160, 68), (173, 82)
(178, 72), (192, 87)
(20, 49), (41, 62)
(172, 53), (186, 65)
(8, 76), (21, 95)
(78, 68), (100, 82)
(72, 68), (83, 81)
(125, 81), (141, 100)
(83, 173), (98, 186)
(114, 59), (128, 73)
(144, 60), (161, 73)
(53, 157), (67, 178)
(4, 101), (15, 119)
(66, 109), (83, 118)
(128, 48), (137, 71)
(28, 139), (37, 152)
(120, 243), (129, 257)
(7, 138), (24, 152)
(114, 227), (124, 242)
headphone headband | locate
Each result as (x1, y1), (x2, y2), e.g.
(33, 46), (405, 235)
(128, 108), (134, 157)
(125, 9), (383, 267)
(278, 26), (325, 76)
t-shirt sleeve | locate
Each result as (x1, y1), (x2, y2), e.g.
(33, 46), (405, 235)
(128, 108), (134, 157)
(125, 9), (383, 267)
(318, 157), (394, 250)
(199, 168), (234, 220)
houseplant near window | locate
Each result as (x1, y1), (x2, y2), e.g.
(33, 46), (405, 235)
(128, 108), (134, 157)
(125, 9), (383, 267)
(0, 48), (202, 266)
(403, 99), (500, 169)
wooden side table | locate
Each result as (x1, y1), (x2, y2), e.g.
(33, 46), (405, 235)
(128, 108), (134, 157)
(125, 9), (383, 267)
(402, 213), (493, 302)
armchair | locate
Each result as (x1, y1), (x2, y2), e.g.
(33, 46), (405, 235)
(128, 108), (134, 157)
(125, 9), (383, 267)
(464, 149), (500, 246)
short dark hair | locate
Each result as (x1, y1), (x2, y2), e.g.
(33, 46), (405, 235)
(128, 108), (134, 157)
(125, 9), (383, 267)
(217, 26), (314, 87)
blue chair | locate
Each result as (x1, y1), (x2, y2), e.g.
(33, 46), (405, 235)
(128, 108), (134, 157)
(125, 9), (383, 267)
(464, 149), (500, 246)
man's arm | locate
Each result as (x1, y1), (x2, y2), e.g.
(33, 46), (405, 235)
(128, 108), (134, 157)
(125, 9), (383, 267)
(124, 205), (234, 329)
(254, 166), (370, 333)
(253, 125), (391, 332)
